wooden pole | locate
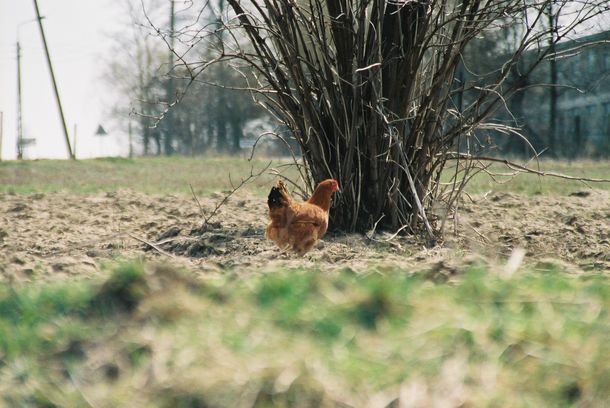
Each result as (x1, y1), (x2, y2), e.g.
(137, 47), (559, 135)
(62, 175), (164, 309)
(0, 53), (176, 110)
(0, 111), (3, 161)
(32, 0), (74, 159)
(16, 41), (23, 159)
(128, 121), (133, 158)
(73, 123), (77, 159)
(548, 3), (558, 157)
(164, 0), (176, 156)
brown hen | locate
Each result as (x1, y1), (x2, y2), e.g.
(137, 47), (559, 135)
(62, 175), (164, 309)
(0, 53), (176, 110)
(266, 179), (339, 255)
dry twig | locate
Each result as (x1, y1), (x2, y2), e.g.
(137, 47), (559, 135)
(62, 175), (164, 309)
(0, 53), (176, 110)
(189, 183), (205, 218)
(127, 232), (176, 258)
(201, 162), (271, 226)
(449, 154), (610, 183)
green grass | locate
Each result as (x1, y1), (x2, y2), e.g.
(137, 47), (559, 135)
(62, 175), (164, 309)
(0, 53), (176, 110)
(0, 157), (295, 196)
(1, 262), (609, 406)
(454, 159), (610, 195)
(1, 156), (608, 196)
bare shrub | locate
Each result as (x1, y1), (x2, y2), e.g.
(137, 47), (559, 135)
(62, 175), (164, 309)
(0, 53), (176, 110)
(152, 0), (610, 238)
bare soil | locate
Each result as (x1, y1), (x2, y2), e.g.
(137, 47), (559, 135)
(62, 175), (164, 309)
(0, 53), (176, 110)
(1, 189), (609, 282)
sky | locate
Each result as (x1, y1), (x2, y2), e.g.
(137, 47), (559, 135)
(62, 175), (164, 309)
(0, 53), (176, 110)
(0, 0), (126, 160)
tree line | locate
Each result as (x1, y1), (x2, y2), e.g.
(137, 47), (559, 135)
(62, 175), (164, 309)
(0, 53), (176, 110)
(104, 0), (277, 156)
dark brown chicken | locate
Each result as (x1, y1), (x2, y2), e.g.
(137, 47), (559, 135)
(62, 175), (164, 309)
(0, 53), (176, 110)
(266, 179), (339, 255)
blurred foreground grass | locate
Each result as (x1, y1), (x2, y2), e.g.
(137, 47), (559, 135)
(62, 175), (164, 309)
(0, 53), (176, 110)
(1, 156), (609, 196)
(1, 262), (609, 407)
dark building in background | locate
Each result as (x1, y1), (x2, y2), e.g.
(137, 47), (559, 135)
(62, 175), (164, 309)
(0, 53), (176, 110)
(461, 30), (610, 158)
(552, 30), (610, 157)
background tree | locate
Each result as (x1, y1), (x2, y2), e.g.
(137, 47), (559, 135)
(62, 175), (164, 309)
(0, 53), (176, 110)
(104, 0), (168, 155)
(457, 16), (541, 156)
(459, 4), (610, 159)
(104, 0), (273, 155)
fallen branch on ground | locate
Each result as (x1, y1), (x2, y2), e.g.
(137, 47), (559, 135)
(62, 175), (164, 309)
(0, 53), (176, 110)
(127, 232), (176, 258)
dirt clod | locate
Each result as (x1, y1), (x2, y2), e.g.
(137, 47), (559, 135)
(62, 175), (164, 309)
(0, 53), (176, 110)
(157, 226), (182, 241)
(569, 191), (591, 197)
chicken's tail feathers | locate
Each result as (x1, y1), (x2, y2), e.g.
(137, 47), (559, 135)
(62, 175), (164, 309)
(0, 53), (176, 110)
(268, 186), (284, 209)
(268, 180), (293, 209)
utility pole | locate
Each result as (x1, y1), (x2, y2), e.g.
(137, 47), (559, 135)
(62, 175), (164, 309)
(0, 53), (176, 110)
(73, 123), (77, 159)
(164, 0), (176, 156)
(0, 111), (3, 161)
(16, 18), (39, 160)
(214, 0), (228, 152)
(32, 0), (74, 159)
(128, 121), (134, 158)
(548, 2), (558, 157)
(16, 41), (24, 159)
